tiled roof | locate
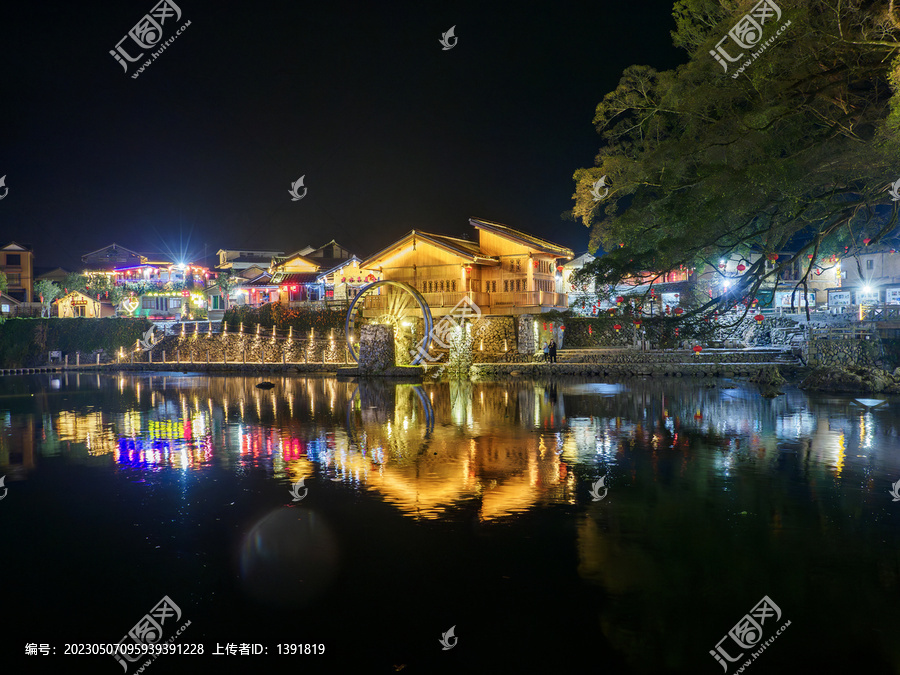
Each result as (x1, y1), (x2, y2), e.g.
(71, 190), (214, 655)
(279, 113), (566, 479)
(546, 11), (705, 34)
(274, 272), (320, 284)
(470, 217), (574, 257)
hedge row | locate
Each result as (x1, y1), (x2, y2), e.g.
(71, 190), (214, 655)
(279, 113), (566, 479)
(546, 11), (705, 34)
(0, 317), (152, 367)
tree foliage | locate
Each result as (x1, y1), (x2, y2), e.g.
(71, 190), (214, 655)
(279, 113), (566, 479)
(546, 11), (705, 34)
(33, 279), (61, 317)
(214, 271), (240, 310)
(571, 0), (900, 318)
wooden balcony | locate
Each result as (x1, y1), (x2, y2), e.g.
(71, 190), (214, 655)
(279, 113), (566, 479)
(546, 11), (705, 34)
(361, 290), (567, 316)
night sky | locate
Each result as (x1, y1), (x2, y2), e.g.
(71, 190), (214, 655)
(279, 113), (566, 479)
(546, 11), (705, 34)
(0, 0), (683, 271)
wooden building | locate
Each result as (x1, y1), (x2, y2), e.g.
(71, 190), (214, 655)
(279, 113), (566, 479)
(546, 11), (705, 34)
(359, 218), (572, 316)
(268, 241), (367, 306)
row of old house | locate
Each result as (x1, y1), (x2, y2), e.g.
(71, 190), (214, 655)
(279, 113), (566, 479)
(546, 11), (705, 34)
(2, 218), (899, 320)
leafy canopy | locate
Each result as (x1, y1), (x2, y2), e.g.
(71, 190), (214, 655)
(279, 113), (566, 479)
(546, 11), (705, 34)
(571, 0), (900, 312)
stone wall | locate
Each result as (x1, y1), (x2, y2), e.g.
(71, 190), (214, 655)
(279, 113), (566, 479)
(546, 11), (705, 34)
(808, 336), (883, 368)
(142, 334), (351, 364)
(517, 315), (533, 354)
(471, 316), (516, 354)
(358, 324), (395, 373)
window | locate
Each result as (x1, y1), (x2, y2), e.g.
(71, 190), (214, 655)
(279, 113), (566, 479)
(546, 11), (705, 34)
(5, 254), (21, 266)
(492, 281), (497, 292)
(515, 259), (521, 273)
(504, 280), (509, 292)
(515, 279), (521, 292)
(143, 298), (155, 309)
(451, 280), (456, 292)
(7, 273), (20, 285)
(866, 259), (874, 270)
(439, 280), (444, 292)
(169, 299), (181, 309)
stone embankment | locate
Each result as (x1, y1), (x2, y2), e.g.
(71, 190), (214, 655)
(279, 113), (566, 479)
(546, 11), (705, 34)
(473, 348), (803, 379)
(114, 363), (342, 374)
(800, 367), (900, 393)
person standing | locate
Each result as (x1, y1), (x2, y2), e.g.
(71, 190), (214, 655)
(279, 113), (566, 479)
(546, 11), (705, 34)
(549, 340), (557, 363)
(542, 341), (549, 362)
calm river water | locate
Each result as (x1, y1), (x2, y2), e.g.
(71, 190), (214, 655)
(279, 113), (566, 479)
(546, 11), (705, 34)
(2, 372), (900, 674)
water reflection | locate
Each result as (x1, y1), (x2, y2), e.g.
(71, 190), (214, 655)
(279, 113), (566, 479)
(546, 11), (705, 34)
(2, 375), (900, 519)
(4, 374), (900, 672)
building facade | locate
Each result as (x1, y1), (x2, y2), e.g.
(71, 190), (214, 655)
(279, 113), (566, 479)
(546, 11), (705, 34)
(1, 242), (35, 302)
(359, 218), (572, 317)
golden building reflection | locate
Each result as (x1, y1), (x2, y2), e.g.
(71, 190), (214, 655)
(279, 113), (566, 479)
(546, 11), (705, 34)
(1, 374), (898, 525)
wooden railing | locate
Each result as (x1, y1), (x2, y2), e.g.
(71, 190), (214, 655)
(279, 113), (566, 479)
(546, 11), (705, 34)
(810, 326), (879, 340)
(861, 305), (900, 321)
(485, 291), (568, 308)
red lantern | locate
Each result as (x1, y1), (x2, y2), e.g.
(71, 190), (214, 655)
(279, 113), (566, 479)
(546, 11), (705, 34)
(719, 262), (726, 268)
(341, 277), (346, 283)
(532, 260), (539, 268)
(588, 325), (593, 335)
(464, 266), (472, 275)
(665, 306), (671, 314)
(616, 296), (624, 306)
(674, 307), (684, 315)
(694, 410), (703, 420)
(693, 345), (703, 354)
(556, 265), (563, 272)
(633, 319), (642, 327)
(674, 328), (680, 336)
(864, 238), (871, 245)
(754, 314), (765, 324)
(767, 253), (778, 262)
(613, 324), (622, 333)
(736, 264), (746, 272)
(807, 254), (813, 259)
(560, 325), (565, 331)
(182, 290), (189, 297)
(608, 308), (616, 315)
(543, 323), (547, 330)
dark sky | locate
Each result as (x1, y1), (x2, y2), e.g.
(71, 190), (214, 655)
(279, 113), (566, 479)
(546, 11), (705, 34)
(0, 0), (684, 271)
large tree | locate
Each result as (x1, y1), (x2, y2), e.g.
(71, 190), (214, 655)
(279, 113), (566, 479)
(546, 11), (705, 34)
(571, 0), (900, 318)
